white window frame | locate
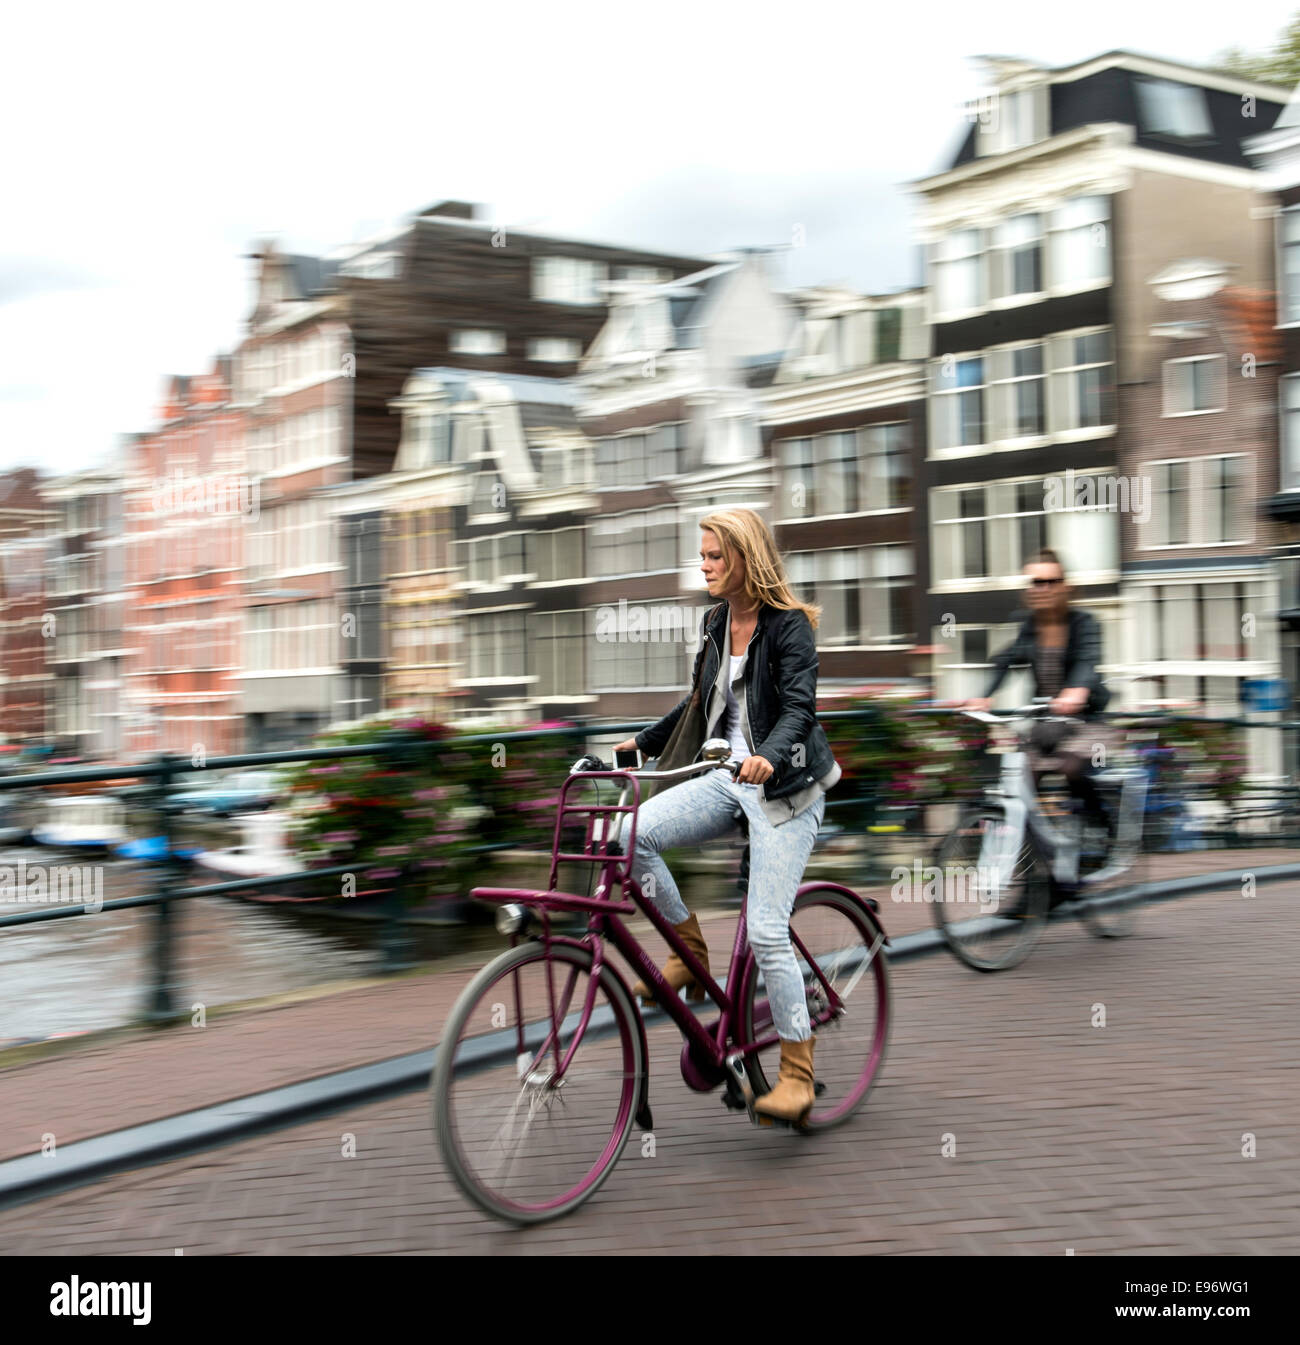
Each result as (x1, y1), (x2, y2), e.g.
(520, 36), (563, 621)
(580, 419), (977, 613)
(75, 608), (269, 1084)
(1046, 195), (1111, 296)
(1141, 453), (1252, 550)
(1162, 354), (1227, 417)
(929, 352), (988, 456)
(449, 329), (506, 356)
(527, 336), (582, 363)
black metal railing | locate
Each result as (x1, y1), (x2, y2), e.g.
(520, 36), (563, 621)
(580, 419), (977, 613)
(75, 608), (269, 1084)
(1, 710), (1296, 1028)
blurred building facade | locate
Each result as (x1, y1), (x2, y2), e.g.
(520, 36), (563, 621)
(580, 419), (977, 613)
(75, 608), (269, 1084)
(0, 469), (55, 745)
(759, 285), (930, 687)
(913, 51), (1287, 743)
(42, 466), (127, 758)
(124, 361), (246, 758)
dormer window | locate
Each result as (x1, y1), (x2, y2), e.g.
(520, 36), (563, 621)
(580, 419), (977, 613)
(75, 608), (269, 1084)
(975, 85), (1045, 157)
(449, 329), (506, 355)
(1134, 77), (1213, 141)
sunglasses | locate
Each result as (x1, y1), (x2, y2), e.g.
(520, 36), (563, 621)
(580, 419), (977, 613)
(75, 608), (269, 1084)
(1029, 577), (1064, 587)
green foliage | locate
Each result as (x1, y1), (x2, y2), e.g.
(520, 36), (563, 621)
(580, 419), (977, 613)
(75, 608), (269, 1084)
(1216, 16), (1300, 88)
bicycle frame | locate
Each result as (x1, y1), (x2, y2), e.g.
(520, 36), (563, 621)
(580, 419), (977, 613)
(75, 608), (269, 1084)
(472, 762), (885, 1095)
(970, 709), (1149, 892)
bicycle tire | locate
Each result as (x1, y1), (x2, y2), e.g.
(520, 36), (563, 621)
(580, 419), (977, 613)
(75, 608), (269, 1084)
(739, 885), (890, 1131)
(431, 940), (643, 1225)
(931, 805), (1050, 972)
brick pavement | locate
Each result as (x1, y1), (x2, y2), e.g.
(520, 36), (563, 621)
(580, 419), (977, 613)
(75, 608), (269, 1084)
(0, 849), (1289, 1167)
(0, 874), (1296, 1253)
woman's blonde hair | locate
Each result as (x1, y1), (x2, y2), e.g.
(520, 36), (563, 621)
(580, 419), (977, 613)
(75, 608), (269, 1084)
(698, 508), (821, 630)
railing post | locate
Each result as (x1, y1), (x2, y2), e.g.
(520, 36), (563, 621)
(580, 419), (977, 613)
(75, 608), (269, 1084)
(376, 728), (423, 975)
(145, 751), (184, 1024)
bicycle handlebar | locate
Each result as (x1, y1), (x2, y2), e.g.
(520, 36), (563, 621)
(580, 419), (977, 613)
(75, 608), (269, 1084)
(569, 754), (738, 782)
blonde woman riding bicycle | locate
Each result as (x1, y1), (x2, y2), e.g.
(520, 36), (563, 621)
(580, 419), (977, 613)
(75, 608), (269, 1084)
(614, 508), (841, 1124)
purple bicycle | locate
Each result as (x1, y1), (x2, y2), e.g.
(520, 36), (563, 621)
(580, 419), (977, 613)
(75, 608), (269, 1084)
(431, 740), (892, 1225)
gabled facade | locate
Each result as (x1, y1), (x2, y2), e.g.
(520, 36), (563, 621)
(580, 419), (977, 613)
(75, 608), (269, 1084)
(575, 253), (798, 723)
(124, 359), (247, 757)
(758, 286), (930, 690)
(913, 49), (1288, 719)
(391, 368), (596, 725)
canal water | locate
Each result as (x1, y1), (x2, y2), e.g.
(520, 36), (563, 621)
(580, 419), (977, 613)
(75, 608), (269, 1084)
(0, 846), (507, 1046)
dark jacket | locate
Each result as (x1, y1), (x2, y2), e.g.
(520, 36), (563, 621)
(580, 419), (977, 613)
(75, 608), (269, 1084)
(983, 607), (1110, 713)
(634, 601), (838, 800)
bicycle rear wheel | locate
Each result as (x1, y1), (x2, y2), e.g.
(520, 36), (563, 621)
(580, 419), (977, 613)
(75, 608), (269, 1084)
(431, 941), (643, 1225)
(932, 806), (1049, 972)
(740, 886), (890, 1131)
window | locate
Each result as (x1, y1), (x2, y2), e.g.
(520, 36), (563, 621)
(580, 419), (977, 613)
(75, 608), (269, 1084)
(1048, 329), (1114, 432)
(785, 545), (913, 646)
(449, 329), (505, 356)
(1134, 77), (1213, 141)
(465, 532), (529, 586)
(933, 229), (985, 315)
(532, 256), (608, 305)
(1163, 355), (1226, 415)
(976, 86), (1044, 156)
(932, 475), (1118, 584)
(988, 342), (1046, 439)
(1205, 456), (1247, 544)
(863, 422), (911, 509)
(1135, 583), (1251, 664)
(595, 425), (684, 488)
(1284, 375), (1300, 490)
(817, 431), (860, 513)
(527, 610), (584, 697)
(1048, 196), (1110, 289)
(778, 424), (910, 519)
(931, 356), (986, 452)
(991, 214), (1043, 300)
(527, 336), (582, 362)
(1281, 210), (1300, 325)
(533, 527), (583, 582)
(1147, 456), (1248, 547)
(467, 612), (527, 681)
(589, 509), (677, 577)
(613, 265), (670, 284)
(588, 600), (690, 690)
(469, 472), (506, 518)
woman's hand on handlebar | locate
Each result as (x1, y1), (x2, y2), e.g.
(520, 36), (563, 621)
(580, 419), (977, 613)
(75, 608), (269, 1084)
(1049, 687), (1089, 717)
(734, 755), (774, 784)
(963, 697), (993, 714)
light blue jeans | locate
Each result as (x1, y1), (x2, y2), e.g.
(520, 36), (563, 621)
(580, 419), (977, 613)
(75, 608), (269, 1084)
(630, 770), (826, 1042)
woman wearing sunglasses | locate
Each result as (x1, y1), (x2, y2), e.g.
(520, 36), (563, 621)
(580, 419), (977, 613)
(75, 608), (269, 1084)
(963, 548), (1112, 834)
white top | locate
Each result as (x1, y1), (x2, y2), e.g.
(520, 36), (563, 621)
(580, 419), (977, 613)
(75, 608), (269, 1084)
(722, 652), (750, 765)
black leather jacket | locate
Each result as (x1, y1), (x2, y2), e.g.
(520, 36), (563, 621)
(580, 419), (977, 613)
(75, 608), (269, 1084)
(634, 601), (838, 800)
(983, 608), (1110, 714)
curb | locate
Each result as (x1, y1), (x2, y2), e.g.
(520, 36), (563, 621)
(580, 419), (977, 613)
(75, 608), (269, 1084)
(1, 859), (1297, 1212)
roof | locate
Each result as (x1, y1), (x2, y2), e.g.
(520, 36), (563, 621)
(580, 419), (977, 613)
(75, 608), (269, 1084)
(410, 366), (579, 408)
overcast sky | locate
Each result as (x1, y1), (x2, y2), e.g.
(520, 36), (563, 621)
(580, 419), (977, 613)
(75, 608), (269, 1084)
(2, 0), (1297, 477)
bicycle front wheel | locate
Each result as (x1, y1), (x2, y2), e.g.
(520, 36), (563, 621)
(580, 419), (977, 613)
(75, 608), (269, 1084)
(431, 941), (643, 1225)
(740, 886), (890, 1131)
(932, 806), (1050, 972)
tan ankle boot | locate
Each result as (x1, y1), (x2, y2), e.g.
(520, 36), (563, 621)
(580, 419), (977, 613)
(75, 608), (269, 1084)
(632, 913), (710, 1006)
(754, 1036), (816, 1125)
